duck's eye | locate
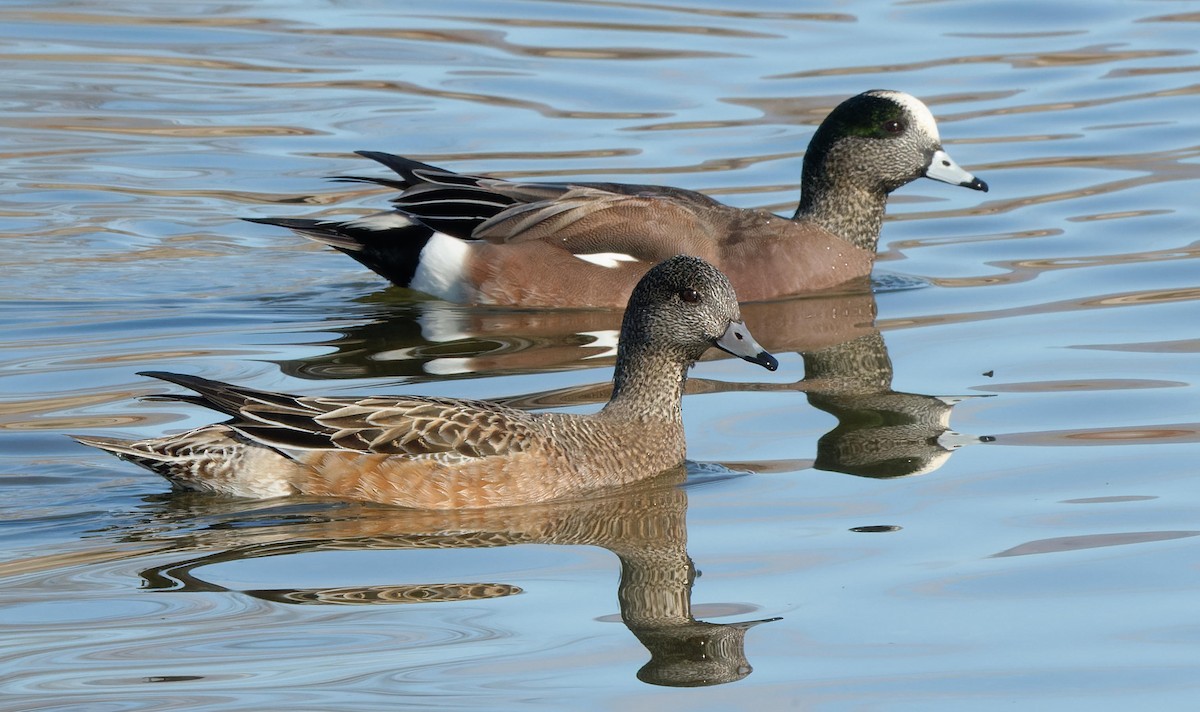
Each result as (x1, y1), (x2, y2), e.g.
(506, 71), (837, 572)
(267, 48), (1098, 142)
(678, 288), (701, 303)
(883, 119), (905, 134)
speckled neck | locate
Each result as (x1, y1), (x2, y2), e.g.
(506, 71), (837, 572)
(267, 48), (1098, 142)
(794, 173), (888, 253)
(600, 342), (690, 424)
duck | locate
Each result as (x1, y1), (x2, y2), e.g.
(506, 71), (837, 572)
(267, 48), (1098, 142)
(248, 90), (987, 308)
(74, 256), (779, 509)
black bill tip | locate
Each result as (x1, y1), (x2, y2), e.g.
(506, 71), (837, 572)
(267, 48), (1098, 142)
(752, 350), (779, 372)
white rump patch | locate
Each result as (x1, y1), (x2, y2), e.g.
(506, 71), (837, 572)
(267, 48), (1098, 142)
(868, 90), (940, 141)
(580, 329), (620, 360)
(347, 211), (418, 231)
(574, 252), (639, 269)
(411, 231), (471, 302)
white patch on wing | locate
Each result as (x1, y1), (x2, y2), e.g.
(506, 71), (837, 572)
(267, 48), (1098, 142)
(411, 231), (471, 302)
(579, 329), (620, 360)
(868, 90), (940, 141)
(574, 252), (639, 269)
(346, 211), (418, 231)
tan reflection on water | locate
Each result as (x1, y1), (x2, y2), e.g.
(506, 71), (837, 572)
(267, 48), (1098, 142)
(994, 423), (1200, 447)
(8, 117), (317, 138)
(979, 379), (1186, 393)
(10, 474), (776, 688)
(424, 15), (775, 39)
(3, 51), (315, 73)
(776, 43), (1194, 79)
(303, 27), (738, 61)
(9, 10), (275, 29)
(891, 142), (1200, 244)
(929, 238), (1200, 290)
(883, 285), (1200, 331)
(1071, 338), (1200, 354)
(993, 530), (1200, 557)
(251, 78), (673, 120)
(0, 389), (183, 430)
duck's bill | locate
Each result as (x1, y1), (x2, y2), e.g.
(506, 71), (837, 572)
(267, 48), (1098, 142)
(716, 320), (779, 371)
(925, 149), (988, 192)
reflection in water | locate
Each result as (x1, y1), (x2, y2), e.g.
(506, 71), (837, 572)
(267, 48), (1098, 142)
(271, 287), (986, 478)
(129, 470), (777, 687)
(991, 530), (1200, 558)
(273, 283), (882, 381)
(802, 332), (990, 478)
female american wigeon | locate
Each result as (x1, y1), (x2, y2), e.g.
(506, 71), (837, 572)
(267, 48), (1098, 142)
(250, 90), (987, 307)
(75, 256), (778, 509)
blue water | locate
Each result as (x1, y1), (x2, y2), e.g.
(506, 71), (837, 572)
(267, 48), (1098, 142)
(4, 1), (1200, 709)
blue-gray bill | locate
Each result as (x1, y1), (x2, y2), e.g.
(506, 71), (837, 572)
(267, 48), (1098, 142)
(716, 320), (779, 372)
(925, 149), (988, 192)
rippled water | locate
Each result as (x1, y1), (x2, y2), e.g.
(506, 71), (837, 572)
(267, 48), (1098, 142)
(4, 0), (1200, 709)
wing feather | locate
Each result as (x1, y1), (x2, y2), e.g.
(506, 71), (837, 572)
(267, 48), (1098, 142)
(474, 189), (727, 262)
(344, 153), (736, 258)
(232, 395), (540, 459)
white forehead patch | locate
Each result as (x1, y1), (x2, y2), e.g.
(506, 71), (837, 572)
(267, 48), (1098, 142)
(867, 90), (940, 141)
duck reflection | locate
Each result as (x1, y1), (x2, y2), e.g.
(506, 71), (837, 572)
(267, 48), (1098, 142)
(801, 331), (990, 478)
(271, 287), (986, 477)
(132, 469), (778, 687)
(274, 286), (876, 381)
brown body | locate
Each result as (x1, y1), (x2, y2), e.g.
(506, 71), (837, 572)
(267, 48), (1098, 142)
(75, 257), (778, 509)
(250, 90), (986, 307)
(119, 414), (685, 509)
(465, 212), (871, 308)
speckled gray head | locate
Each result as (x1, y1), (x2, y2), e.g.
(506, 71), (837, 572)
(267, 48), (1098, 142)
(803, 89), (988, 195)
(623, 255), (778, 371)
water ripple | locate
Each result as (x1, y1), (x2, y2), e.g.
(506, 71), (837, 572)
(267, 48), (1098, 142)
(5, 0), (1200, 708)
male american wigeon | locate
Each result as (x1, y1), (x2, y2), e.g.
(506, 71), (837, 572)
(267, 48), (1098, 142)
(250, 90), (987, 307)
(75, 256), (778, 509)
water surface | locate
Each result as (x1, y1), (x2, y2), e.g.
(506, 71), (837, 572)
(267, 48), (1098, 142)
(4, 1), (1200, 709)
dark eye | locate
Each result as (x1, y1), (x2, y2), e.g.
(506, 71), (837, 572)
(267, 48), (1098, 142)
(678, 288), (701, 303)
(883, 119), (905, 134)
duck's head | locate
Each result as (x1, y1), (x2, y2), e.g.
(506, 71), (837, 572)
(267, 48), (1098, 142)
(804, 89), (988, 195)
(622, 255), (778, 372)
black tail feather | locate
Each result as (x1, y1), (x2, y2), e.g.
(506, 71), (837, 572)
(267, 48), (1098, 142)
(247, 151), (509, 287)
(137, 372), (298, 419)
(355, 151), (452, 182)
(330, 175), (412, 191)
(244, 213), (432, 286)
